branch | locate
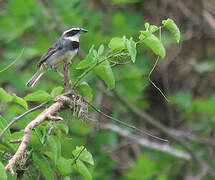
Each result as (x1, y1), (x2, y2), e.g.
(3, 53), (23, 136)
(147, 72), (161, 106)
(5, 94), (72, 175)
(64, 62), (72, 92)
(102, 123), (191, 160)
(203, 10), (215, 32)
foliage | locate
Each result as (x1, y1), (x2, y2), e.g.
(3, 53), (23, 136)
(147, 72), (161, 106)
(1, 0), (214, 179)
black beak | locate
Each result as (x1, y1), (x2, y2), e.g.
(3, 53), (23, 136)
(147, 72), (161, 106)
(80, 28), (88, 34)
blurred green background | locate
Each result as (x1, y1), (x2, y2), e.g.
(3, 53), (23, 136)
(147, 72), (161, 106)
(1, 0), (215, 179)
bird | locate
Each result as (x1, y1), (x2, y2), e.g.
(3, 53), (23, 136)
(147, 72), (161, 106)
(26, 27), (88, 87)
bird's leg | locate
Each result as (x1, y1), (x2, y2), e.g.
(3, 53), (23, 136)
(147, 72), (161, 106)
(55, 67), (64, 78)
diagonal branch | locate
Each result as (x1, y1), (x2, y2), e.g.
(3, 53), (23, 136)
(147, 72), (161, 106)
(102, 123), (191, 160)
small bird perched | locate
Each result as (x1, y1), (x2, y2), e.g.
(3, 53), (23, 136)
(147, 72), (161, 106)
(26, 27), (88, 87)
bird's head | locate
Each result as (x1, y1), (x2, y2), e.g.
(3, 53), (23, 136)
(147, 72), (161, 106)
(62, 27), (88, 42)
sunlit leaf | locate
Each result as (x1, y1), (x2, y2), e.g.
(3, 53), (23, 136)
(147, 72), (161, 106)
(73, 146), (94, 166)
(162, 18), (180, 43)
(98, 44), (104, 56)
(149, 25), (159, 33)
(51, 86), (64, 98)
(73, 159), (92, 180)
(12, 94), (28, 110)
(0, 88), (12, 103)
(140, 33), (166, 58)
(108, 37), (125, 50)
(24, 90), (51, 102)
(144, 22), (150, 30)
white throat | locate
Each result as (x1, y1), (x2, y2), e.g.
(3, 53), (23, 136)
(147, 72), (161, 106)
(65, 33), (80, 42)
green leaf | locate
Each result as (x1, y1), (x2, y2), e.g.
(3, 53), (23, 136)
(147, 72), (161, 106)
(48, 136), (61, 164)
(0, 88), (12, 103)
(12, 94), (28, 110)
(74, 160), (92, 180)
(76, 45), (96, 70)
(94, 60), (115, 90)
(170, 91), (192, 109)
(29, 131), (43, 150)
(0, 161), (7, 180)
(162, 18), (180, 43)
(149, 25), (159, 33)
(0, 48), (24, 73)
(98, 44), (104, 56)
(73, 146), (94, 166)
(125, 38), (137, 63)
(51, 86), (64, 99)
(24, 90), (51, 102)
(156, 175), (167, 180)
(0, 115), (11, 138)
(77, 82), (93, 101)
(108, 37), (126, 50)
(33, 152), (54, 180)
(0, 140), (14, 152)
(56, 123), (69, 134)
(57, 157), (73, 176)
(63, 177), (70, 180)
(123, 155), (157, 179)
(144, 23), (150, 30)
(140, 33), (166, 58)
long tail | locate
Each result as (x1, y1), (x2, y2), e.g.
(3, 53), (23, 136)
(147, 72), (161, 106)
(26, 69), (45, 87)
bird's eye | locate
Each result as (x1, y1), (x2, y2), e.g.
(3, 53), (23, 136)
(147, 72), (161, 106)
(66, 30), (79, 36)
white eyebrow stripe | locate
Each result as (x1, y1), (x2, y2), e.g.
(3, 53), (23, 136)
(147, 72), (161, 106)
(63, 28), (80, 35)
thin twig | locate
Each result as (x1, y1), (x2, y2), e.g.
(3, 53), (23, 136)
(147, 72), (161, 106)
(85, 100), (168, 142)
(0, 102), (48, 139)
(148, 28), (169, 102)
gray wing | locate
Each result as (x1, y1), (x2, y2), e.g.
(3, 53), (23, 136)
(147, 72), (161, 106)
(38, 38), (63, 67)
